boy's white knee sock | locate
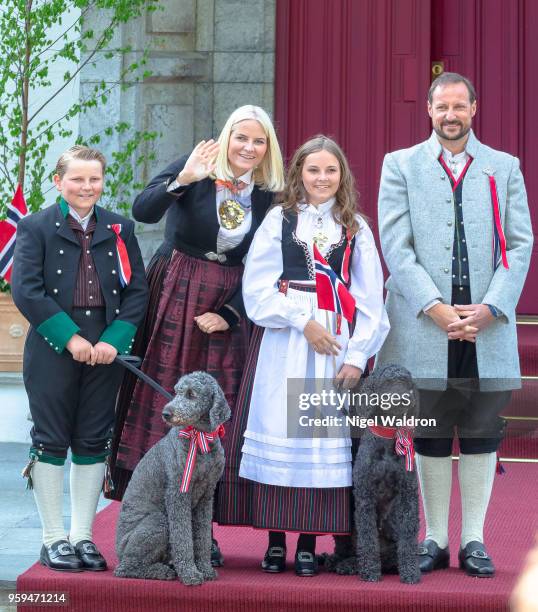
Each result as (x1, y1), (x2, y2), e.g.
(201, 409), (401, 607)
(69, 462), (105, 545)
(32, 461), (66, 546)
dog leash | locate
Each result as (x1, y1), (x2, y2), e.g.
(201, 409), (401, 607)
(114, 355), (174, 401)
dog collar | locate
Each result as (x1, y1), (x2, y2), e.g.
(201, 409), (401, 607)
(368, 425), (415, 472)
(369, 424), (398, 439)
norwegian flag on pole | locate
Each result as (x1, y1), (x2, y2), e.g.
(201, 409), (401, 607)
(313, 243), (356, 329)
(0, 185), (28, 283)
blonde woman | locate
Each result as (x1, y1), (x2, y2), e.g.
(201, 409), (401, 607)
(108, 105), (284, 561)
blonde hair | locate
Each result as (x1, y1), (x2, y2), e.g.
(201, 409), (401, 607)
(279, 135), (361, 235)
(214, 105), (285, 192)
(55, 145), (106, 178)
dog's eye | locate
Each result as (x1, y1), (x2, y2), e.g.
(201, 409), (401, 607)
(185, 389), (196, 400)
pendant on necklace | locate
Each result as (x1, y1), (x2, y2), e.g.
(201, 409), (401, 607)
(313, 215), (328, 249)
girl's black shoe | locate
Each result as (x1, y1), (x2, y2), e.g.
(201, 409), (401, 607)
(261, 546), (286, 573)
(294, 550), (318, 576)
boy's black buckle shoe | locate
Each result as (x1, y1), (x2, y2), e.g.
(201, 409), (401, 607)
(294, 550), (318, 577)
(261, 546), (286, 573)
(458, 541), (495, 577)
(418, 539), (450, 572)
(74, 540), (107, 571)
(211, 538), (224, 567)
(40, 540), (83, 572)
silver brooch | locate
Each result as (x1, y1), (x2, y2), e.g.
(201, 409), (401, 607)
(482, 167), (496, 176)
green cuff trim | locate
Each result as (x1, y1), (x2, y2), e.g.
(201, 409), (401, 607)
(30, 449), (65, 466)
(99, 319), (137, 355)
(71, 453), (107, 465)
(37, 311), (80, 354)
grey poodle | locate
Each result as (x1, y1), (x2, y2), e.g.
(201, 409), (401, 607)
(114, 371), (231, 586)
(329, 364), (421, 584)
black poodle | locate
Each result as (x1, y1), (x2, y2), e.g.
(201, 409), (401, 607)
(327, 363), (421, 584)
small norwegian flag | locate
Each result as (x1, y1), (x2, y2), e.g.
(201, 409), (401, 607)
(313, 243), (356, 333)
(110, 224), (132, 287)
(0, 185), (28, 283)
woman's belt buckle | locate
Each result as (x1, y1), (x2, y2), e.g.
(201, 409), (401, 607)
(204, 251), (227, 263)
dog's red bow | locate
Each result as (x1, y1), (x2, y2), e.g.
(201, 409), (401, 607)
(178, 425), (225, 493)
(395, 429), (415, 471)
(369, 425), (415, 472)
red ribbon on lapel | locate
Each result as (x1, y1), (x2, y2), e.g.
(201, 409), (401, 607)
(487, 175), (509, 270)
(178, 425), (225, 493)
(110, 224), (131, 287)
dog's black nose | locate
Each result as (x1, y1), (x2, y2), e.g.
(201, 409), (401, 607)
(162, 407), (173, 421)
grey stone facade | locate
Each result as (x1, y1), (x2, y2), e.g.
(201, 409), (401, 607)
(80, 0), (276, 260)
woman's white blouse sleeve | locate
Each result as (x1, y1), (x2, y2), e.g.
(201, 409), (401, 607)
(344, 221), (390, 370)
(242, 207), (311, 331)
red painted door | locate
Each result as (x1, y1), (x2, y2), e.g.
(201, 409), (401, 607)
(275, 0), (431, 232)
(275, 0), (537, 313)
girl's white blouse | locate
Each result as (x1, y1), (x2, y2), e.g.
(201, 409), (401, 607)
(242, 201), (390, 371)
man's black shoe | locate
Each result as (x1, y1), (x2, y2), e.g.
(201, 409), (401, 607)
(458, 541), (495, 577)
(261, 546), (286, 573)
(418, 539), (450, 572)
(40, 540), (83, 572)
(294, 550), (317, 577)
(74, 540), (107, 571)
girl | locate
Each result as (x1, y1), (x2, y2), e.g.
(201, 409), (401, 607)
(216, 136), (389, 575)
(12, 145), (148, 571)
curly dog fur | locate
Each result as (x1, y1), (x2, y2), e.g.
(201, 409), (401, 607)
(330, 364), (421, 584)
(114, 371), (231, 585)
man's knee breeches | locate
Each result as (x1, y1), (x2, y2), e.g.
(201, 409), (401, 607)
(414, 387), (511, 457)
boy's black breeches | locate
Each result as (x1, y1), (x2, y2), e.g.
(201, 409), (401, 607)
(23, 308), (124, 459)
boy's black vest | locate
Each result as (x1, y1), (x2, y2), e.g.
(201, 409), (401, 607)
(279, 211), (355, 282)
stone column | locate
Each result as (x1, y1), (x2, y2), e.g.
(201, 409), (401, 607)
(80, 0), (276, 261)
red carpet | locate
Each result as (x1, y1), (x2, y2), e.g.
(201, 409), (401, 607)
(17, 462), (538, 611)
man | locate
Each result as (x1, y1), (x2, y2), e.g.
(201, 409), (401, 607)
(376, 72), (533, 577)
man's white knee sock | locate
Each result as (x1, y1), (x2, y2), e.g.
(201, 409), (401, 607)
(416, 453), (452, 549)
(459, 452), (496, 548)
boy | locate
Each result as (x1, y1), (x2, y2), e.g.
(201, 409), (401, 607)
(11, 145), (148, 571)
